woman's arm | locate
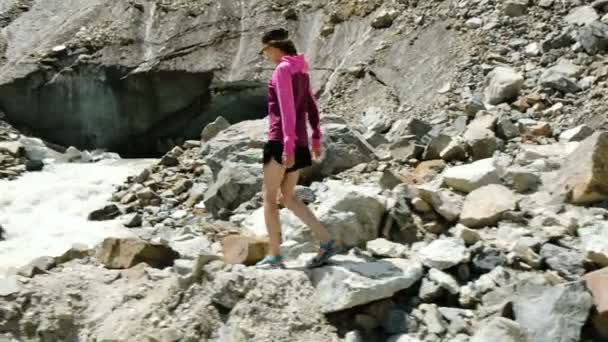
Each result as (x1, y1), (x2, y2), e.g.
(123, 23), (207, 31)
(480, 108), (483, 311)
(274, 64), (297, 158)
(307, 84), (322, 150)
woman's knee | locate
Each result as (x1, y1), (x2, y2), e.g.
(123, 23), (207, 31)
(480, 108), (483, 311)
(280, 192), (298, 208)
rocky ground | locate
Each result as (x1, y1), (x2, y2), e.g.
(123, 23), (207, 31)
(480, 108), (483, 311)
(2, 0), (608, 341)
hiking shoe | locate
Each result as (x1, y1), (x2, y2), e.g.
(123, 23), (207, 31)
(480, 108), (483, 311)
(256, 255), (285, 269)
(306, 240), (340, 269)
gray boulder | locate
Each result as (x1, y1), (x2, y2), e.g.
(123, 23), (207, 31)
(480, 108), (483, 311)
(201, 116), (230, 142)
(565, 6), (600, 26)
(419, 238), (470, 270)
(460, 184), (517, 228)
(577, 21), (608, 54)
(559, 124), (594, 142)
(470, 317), (527, 342)
(484, 67), (524, 105)
(443, 158), (501, 193)
(539, 244), (585, 279)
(418, 184), (464, 222)
(540, 69), (581, 93)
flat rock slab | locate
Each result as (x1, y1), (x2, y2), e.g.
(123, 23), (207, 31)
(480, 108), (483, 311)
(419, 238), (470, 270)
(443, 158), (501, 193)
(307, 254), (424, 313)
(460, 184), (518, 228)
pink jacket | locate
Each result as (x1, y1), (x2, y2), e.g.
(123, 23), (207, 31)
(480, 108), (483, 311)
(267, 54), (322, 158)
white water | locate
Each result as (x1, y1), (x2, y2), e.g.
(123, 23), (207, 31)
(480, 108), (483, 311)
(0, 159), (154, 278)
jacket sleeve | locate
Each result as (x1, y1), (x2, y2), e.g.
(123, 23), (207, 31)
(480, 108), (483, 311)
(274, 64), (297, 158)
(307, 83), (322, 150)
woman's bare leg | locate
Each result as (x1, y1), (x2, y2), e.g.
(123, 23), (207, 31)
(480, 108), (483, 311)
(263, 160), (285, 257)
(280, 170), (331, 243)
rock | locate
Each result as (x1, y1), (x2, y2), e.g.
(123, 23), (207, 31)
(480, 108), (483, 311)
(559, 124), (594, 142)
(428, 268), (460, 295)
(470, 317), (526, 342)
(0, 276), (20, 297)
(540, 244), (585, 279)
(540, 69), (581, 93)
(55, 243), (91, 264)
(419, 238), (470, 270)
(565, 6), (600, 26)
(121, 213), (142, 228)
(25, 159), (44, 171)
(134, 168), (150, 183)
(524, 42), (541, 57)
(464, 116), (498, 160)
(539, 0), (554, 8)
(585, 267), (608, 339)
(201, 116), (230, 141)
(496, 119), (519, 140)
(371, 9), (398, 29)
(418, 184), (464, 222)
(221, 235), (268, 266)
(551, 132), (608, 204)
(203, 163), (263, 218)
(95, 238), (180, 269)
(423, 134), (453, 160)
(473, 247), (507, 273)
(504, 166), (541, 193)
(578, 224), (608, 267)
(367, 238), (408, 258)
(466, 17), (483, 29)
(380, 169), (404, 190)
(381, 309), (410, 334)
(136, 188), (162, 206)
(411, 197), (432, 213)
(440, 136), (467, 161)
(345, 331), (365, 342)
(0, 224), (5, 241)
(160, 153), (179, 167)
(521, 121), (552, 137)
(0, 141), (23, 156)
(413, 159), (447, 183)
(577, 21), (608, 55)
(420, 277), (444, 302)
(456, 224), (481, 245)
(387, 335), (422, 342)
(443, 158), (501, 193)
(309, 254), (424, 313)
(503, 0), (528, 17)
(484, 67), (524, 105)
(386, 118), (433, 144)
(390, 139), (422, 162)
(512, 281), (593, 342)
(88, 204), (121, 221)
(460, 184), (517, 228)
(17, 256), (56, 277)
(172, 179), (193, 196)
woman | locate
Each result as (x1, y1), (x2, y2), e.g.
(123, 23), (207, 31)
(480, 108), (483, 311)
(256, 29), (340, 269)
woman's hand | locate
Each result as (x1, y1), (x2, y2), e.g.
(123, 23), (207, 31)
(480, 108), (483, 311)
(312, 147), (322, 161)
(283, 155), (295, 169)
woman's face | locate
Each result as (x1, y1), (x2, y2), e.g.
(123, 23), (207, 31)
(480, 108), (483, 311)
(261, 45), (283, 64)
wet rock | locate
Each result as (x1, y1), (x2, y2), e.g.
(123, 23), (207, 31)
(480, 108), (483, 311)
(95, 238), (180, 269)
(345, 330), (365, 342)
(121, 213), (142, 228)
(367, 238), (407, 258)
(25, 159), (44, 171)
(512, 281), (592, 342)
(203, 163), (263, 218)
(17, 256), (56, 278)
(470, 317), (526, 342)
(418, 183), (464, 222)
(559, 124), (594, 142)
(309, 254), (423, 313)
(201, 116), (230, 142)
(443, 158), (501, 193)
(484, 67), (524, 105)
(88, 204), (121, 221)
(419, 238), (470, 270)
(382, 309), (410, 334)
(539, 244), (585, 279)
(577, 21), (608, 55)
(565, 6), (600, 26)
(551, 132), (608, 204)
(460, 184), (517, 228)
(221, 235), (268, 266)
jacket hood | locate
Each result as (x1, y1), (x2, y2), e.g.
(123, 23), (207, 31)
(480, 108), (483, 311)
(280, 54), (309, 73)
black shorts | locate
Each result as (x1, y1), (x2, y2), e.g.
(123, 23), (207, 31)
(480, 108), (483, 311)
(263, 141), (312, 173)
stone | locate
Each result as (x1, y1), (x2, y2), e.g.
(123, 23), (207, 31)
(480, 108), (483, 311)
(524, 42), (541, 57)
(371, 9), (398, 29)
(0, 141), (23, 156)
(95, 238), (180, 269)
(428, 268), (460, 295)
(17, 256), (56, 277)
(136, 188), (161, 206)
(160, 153), (179, 167)
(0, 276), (20, 297)
(221, 235), (268, 266)
(440, 136), (467, 161)
(172, 179), (193, 196)
(540, 69), (581, 93)
(578, 224), (608, 267)
(390, 139), (422, 161)
(443, 158), (501, 193)
(25, 159), (44, 171)
(559, 124), (594, 142)
(201, 116), (230, 141)
(464, 117), (498, 160)
(412, 159), (447, 184)
(466, 17), (483, 29)
(522, 122), (552, 137)
(380, 169), (404, 190)
(411, 197), (432, 213)
(484, 67), (524, 105)
(565, 6), (600, 26)
(455, 224), (481, 245)
(55, 243), (91, 264)
(504, 166), (541, 193)
(203, 163), (263, 218)
(577, 21), (608, 55)
(134, 168), (150, 183)
(539, 0), (553, 8)
(418, 184), (464, 222)
(355, 314), (379, 331)
(382, 309), (410, 334)
(367, 238), (407, 258)
(386, 335), (422, 342)
(419, 277), (444, 302)
(423, 134), (453, 160)
(460, 184), (517, 228)
(551, 132), (608, 204)
(309, 254), (424, 313)
(386, 118), (433, 144)
(121, 213), (142, 228)
(496, 119), (519, 140)
(540, 244), (585, 279)
(470, 317), (526, 342)
(419, 238), (470, 270)
(88, 204), (121, 221)
(584, 267), (608, 314)
(0, 224), (5, 241)
(503, 0), (528, 17)
(512, 281), (593, 342)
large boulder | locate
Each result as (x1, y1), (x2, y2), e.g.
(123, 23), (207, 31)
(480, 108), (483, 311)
(95, 238), (180, 269)
(443, 158), (501, 193)
(512, 281), (593, 342)
(470, 318), (527, 342)
(584, 267), (608, 339)
(417, 183), (464, 222)
(484, 67), (524, 105)
(221, 235), (268, 266)
(419, 238), (470, 270)
(460, 184), (518, 228)
(565, 6), (600, 26)
(308, 254), (424, 313)
(577, 21), (608, 55)
(203, 162), (263, 219)
(550, 132), (608, 204)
